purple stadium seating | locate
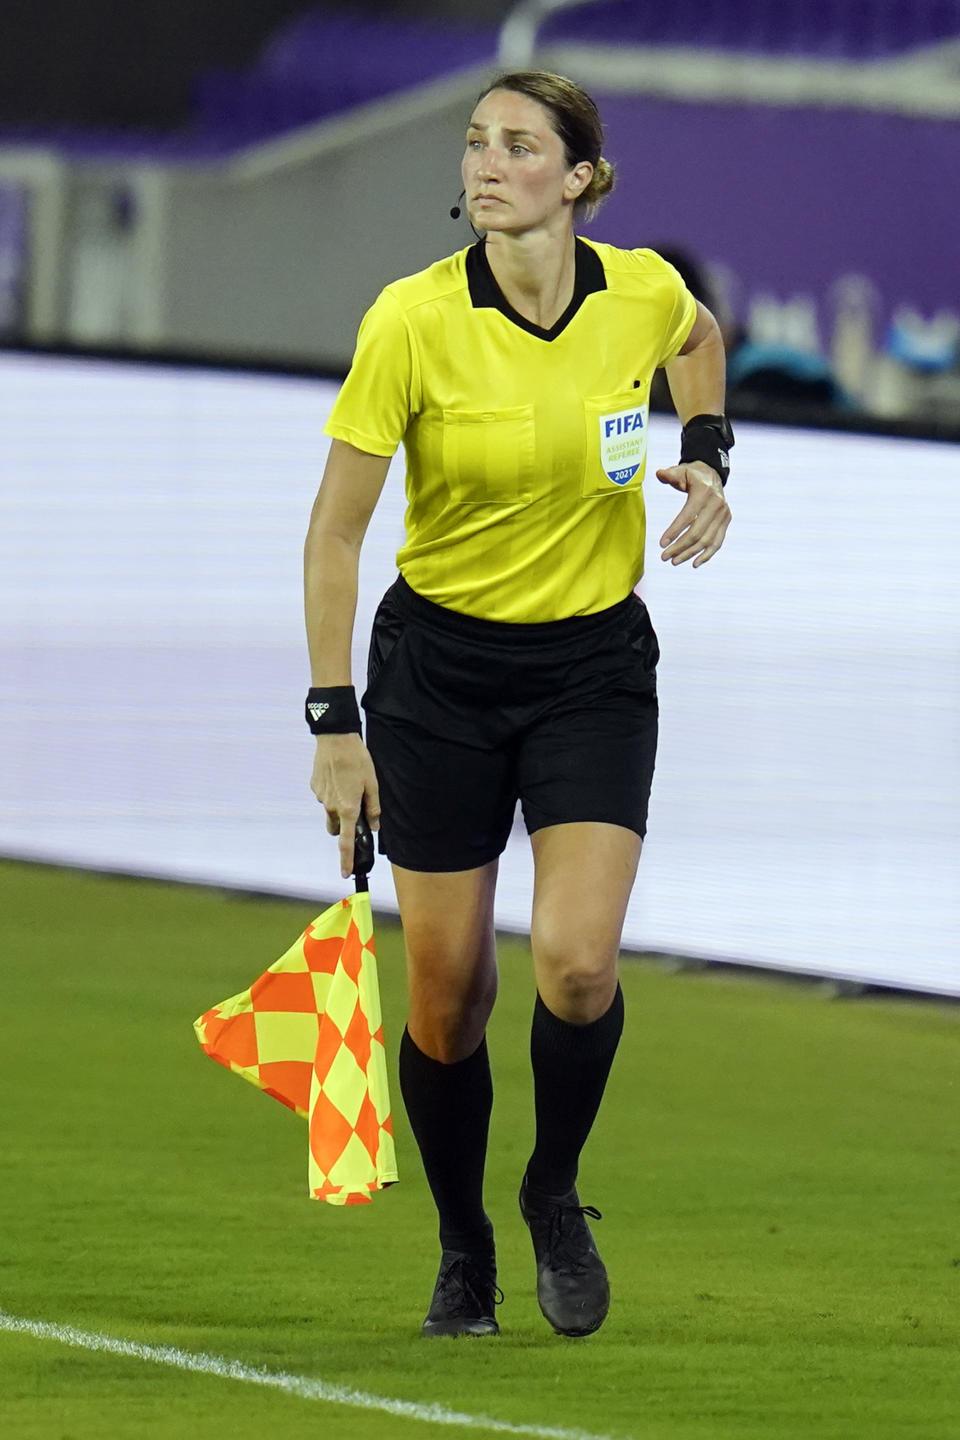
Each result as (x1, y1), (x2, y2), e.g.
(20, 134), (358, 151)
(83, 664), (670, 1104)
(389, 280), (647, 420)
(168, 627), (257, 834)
(543, 0), (960, 60)
(0, 2), (957, 160)
(191, 11), (497, 153)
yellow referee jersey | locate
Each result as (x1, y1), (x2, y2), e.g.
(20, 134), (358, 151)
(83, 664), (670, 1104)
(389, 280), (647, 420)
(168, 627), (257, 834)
(325, 238), (696, 622)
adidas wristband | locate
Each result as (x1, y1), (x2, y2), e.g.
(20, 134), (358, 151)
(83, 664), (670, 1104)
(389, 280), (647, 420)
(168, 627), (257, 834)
(305, 686), (362, 735)
(679, 413), (734, 487)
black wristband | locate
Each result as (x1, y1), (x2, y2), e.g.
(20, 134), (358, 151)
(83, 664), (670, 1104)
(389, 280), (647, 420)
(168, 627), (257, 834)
(679, 413), (734, 487)
(305, 686), (362, 735)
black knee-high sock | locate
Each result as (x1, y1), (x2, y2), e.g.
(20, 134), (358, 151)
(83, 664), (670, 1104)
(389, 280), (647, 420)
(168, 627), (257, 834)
(399, 1028), (494, 1254)
(526, 985), (625, 1197)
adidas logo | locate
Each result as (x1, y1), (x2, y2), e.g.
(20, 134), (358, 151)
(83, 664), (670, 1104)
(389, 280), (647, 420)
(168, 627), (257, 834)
(307, 702), (330, 721)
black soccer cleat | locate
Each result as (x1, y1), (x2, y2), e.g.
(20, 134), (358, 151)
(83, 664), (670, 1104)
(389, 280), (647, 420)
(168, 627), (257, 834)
(519, 1174), (610, 1337)
(421, 1248), (502, 1337)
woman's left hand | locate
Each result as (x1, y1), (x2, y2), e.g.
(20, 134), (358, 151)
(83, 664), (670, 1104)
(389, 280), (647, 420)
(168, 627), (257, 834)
(655, 461), (732, 568)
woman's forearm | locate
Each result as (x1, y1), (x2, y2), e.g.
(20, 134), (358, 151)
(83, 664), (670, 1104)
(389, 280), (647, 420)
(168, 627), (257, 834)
(304, 527), (361, 688)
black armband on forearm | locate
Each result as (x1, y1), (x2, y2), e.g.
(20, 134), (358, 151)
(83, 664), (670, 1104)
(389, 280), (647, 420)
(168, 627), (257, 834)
(679, 413), (734, 486)
(305, 686), (362, 735)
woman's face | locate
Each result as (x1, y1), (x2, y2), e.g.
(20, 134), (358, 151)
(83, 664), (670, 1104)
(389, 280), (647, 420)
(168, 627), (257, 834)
(461, 88), (591, 235)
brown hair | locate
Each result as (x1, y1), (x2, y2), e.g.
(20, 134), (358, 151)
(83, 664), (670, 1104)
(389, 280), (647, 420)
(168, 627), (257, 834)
(475, 70), (616, 219)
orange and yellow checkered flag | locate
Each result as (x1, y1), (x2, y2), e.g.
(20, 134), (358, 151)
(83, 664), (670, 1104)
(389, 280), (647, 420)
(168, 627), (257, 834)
(194, 885), (397, 1205)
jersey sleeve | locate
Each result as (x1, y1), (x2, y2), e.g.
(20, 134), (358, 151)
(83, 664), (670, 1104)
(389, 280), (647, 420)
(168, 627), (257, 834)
(650, 255), (698, 368)
(324, 289), (420, 457)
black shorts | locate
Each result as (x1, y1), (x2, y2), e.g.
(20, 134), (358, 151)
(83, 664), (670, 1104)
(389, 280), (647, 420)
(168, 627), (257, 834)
(361, 575), (659, 873)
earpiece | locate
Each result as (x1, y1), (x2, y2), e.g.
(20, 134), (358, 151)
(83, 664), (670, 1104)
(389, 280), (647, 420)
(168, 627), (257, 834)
(450, 189), (466, 219)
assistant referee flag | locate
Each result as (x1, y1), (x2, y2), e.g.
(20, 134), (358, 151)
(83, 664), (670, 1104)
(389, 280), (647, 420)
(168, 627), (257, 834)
(194, 821), (397, 1205)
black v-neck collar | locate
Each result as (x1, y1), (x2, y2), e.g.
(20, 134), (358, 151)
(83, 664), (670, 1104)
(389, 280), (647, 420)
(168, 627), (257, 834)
(466, 237), (606, 341)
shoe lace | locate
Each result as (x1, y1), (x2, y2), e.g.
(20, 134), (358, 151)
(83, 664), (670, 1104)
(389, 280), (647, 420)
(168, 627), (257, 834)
(436, 1254), (503, 1316)
(547, 1202), (603, 1274)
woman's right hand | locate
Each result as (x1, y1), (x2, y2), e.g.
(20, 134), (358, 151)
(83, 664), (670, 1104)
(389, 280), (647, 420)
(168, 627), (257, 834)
(310, 733), (381, 879)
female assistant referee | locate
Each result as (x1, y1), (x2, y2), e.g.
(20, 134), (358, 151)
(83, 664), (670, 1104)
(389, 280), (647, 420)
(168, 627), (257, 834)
(304, 70), (732, 1339)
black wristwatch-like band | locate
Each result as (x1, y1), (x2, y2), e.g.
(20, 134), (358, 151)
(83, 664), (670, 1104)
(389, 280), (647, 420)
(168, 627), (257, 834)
(305, 686), (362, 735)
(679, 413), (734, 486)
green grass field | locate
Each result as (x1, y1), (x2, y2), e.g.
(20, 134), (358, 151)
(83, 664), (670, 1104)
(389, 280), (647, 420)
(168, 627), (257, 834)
(1, 858), (958, 1440)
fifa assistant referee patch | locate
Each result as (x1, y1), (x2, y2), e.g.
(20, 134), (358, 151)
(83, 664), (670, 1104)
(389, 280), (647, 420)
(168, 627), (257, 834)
(598, 402), (649, 486)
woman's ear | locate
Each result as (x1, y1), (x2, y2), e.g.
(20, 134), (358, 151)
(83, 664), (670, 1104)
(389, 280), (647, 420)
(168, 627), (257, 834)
(565, 161), (594, 200)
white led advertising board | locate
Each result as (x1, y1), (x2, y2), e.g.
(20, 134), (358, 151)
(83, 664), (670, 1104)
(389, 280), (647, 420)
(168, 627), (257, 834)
(1, 352), (957, 995)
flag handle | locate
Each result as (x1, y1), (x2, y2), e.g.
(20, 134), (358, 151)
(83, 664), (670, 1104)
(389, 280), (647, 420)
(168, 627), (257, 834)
(353, 809), (374, 892)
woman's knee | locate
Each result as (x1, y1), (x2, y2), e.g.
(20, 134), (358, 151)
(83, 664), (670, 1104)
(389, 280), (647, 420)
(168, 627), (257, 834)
(405, 924), (499, 1062)
(395, 859), (499, 1060)
(531, 925), (618, 1023)
(538, 967), (617, 1024)
(407, 967), (497, 1061)
(528, 823), (637, 1022)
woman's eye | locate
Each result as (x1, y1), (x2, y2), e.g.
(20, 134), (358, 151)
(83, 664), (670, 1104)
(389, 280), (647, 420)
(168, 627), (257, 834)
(510, 145), (528, 156)
(467, 139), (483, 149)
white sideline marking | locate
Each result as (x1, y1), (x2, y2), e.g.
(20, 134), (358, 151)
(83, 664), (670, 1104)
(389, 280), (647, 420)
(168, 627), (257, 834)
(0, 1311), (630, 1440)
